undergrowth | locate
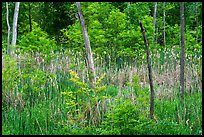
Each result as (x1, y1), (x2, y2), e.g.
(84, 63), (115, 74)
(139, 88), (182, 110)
(2, 49), (202, 135)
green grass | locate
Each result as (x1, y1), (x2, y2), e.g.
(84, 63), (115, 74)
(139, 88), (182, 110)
(2, 47), (202, 135)
(154, 91), (202, 135)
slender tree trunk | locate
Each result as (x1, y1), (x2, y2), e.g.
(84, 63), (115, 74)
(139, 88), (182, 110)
(155, 27), (158, 45)
(201, 22), (202, 43)
(139, 20), (155, 119)
(180, 2), (185, 100)
(76, 2), (96, 88)
(11, 2), (20, 56)
(6, 2), (11, 55)
(28, 2), (32, 32)
(195, 2), (198, 44)
(163, 2), (166, 46)
(127, 2), (130, 20)
(153, 2), (157, 45)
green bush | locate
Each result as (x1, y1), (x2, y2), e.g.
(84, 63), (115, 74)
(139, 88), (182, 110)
(17, 21), (56, 61)
(2, 55), (21, 111)
(100, 99), (154, 135)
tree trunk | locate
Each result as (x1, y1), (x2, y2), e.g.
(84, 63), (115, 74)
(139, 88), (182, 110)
(127, 2), (130, 20)
(153, 2), (157, 45)
(76, 2), (96, 88)
(28, 2), (32, 32)
(180, 2), (185, 100)
(139, 20), (155, 119)
(6, 2), (11, 55)
(195, 2), (198, 44)
(11, 2), (20, 56)
(201, 22), (202, 43)
(163, 2), (166, 46)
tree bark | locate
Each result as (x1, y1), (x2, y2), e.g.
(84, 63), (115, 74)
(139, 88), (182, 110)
(76, 2), (96, 88)
(180, 2), (185, 100)
(6, 2), (11, 55)
(139, 20), (155, 119)
(11, 2), (20, 56)
(153, 2), (157, 45)
(28, 2), (32, 32)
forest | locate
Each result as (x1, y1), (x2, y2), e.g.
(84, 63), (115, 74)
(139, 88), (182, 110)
(2, 2), (202, 135)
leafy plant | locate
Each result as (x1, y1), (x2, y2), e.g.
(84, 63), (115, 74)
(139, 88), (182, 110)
(17, 21), (56, 61)
(132, 74), (150, 116)
(61, 70), (107, 127)
(100, 99), (154, 135)
(2, 55), (21, 111)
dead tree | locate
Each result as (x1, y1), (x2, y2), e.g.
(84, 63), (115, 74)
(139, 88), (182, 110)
(163, 2), (166, 46)
(28, 2), (32, 32)
(139, 20), (155, 119)
(180, 2), (185, 100)
(6, 2), (11, 55)
(153, 2), (157, 45)
(11, 2), (20, 56)
(76, 2), (96, 88)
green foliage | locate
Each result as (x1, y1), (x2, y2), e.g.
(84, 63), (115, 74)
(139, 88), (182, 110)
(125, 2), (151, 25)
(2, 124), (11, 135)
(84, 2), (114, 26)
(2, 55), (20, 111)
(100, 99), (154, 135)
(88, 20), (107, 55)
(105, 85), (119, 97)
(2, 2), (202, 135)
(17, 21), (56, 59)
(152, 119), (184, 135)
(132, 74), (150, 115)
(154, 91), (202, 135)
(61, 70), (107, 127)
(60, 23), (84, 51)
(2, 36), (7, 53)
(185, 25), (202, 59)
(2, 51), (202, 135)
(20, 64), (48, 94)
(60, 2), (154, 61)
(17, 3), (33, 35)
(166, 24), (180, 46)
(2, 55), (20, 93)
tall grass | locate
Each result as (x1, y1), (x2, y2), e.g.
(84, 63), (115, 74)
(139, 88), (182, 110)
(2, 46), (202, 135)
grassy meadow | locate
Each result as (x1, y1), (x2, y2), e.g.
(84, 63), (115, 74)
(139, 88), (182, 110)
(2, 47), (202, 135)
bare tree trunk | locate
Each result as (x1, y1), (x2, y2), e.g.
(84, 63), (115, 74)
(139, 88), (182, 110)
(163, 2), (166, 46)
(28, 2), (32, 32)
(180, 2), (185, 100)
(76, 2), (96, 88)
(11, 2), (20, 56)
(201, 22), (202, 43)
(153, 2), (157, 45)
(127, 2), (130, 20)
(155, 27), (158, 45)
(6, 2), (11, 55)
(195, 2), (198, 44)
(139, 20), (155, 119)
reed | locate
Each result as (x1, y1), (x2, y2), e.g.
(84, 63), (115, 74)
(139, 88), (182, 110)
(2, 46), (202, 135)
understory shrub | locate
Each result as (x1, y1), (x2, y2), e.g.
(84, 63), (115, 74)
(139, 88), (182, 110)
(17, 21), (57, 62)
(100, 99), (154, 135)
